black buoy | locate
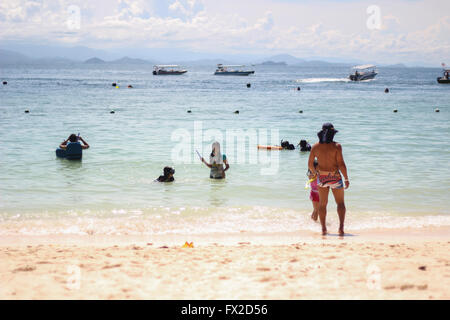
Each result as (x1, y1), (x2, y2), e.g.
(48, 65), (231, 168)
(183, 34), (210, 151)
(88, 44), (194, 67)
(385, 88), (389, 93)
(112, 82), (116, 87)
(246, 83), (251, 88)
(187, 110), (192, 113)
(110, 110), (115, 114)
(234, 110), (239, 114)
(393, 109), (398, 113)
(127, 85), (133, 88)
(24, 109), (30, 113)
(435, 108), (440, 113)
(298, 110), (303, 113)
(297, 86), (301, 91)
(2, 81), (7, 85)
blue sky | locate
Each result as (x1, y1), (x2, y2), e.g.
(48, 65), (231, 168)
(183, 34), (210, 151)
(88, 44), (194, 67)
(0, 0), (449, 65)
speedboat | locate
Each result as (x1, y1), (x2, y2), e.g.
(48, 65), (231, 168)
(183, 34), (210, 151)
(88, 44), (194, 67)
(214, 64), (255, 76)
(349, 64), (377, 81)
(153, 65), (187, 75)
(437, 64), (450, 83)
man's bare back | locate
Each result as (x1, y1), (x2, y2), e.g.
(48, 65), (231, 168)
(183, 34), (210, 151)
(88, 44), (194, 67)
(307, 123), (349, 236)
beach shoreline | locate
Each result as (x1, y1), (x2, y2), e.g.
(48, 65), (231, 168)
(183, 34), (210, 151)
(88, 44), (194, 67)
(0, 226), (448, 299)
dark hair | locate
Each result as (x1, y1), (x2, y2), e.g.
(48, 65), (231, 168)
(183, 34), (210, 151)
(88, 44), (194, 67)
(317, 123), (338, 144)
(163, 166), (175, 176)
(69, 134), (78, 142)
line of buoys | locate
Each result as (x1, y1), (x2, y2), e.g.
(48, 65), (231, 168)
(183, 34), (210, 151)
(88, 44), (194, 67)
(385, 88), (389, 93)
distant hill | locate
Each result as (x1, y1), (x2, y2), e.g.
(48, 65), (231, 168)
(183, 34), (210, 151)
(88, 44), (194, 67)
(258, 60), (287, 66)
(383, 63), (408, 68)
(110, 56), (153, 64)
(0, 49), (33, 65)
(84, 57), (105, 64)
(265, 54), (305, 65)
(294, 60), (352, 67)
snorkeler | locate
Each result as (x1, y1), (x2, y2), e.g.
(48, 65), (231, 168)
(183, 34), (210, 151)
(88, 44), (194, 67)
(299, 140), (311, 152)
(60, 134), (89, 150)
(156, 167), (175, 182)
(308, 123), (349, 236)
(201, 142), (229, 179)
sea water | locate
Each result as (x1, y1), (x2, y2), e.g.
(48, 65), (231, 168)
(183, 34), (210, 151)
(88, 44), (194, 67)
(0, 64), (449, 236)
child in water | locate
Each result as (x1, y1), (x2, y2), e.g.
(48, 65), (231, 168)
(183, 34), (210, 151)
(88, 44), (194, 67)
(156, 167), (175, 182)
(308, 160), (319, 221)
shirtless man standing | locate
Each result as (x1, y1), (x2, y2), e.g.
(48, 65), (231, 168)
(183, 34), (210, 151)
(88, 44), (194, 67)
(308, 123), (349, 236)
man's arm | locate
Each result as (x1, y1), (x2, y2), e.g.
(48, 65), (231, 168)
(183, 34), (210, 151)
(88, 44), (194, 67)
(59, 138), (69, 149)
(79, 137), (90, 149)
(308, 145), (317, 174)
(336, 144), (349, 189)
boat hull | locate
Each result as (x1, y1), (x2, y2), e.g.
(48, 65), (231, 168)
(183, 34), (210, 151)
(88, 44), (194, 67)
(214, 71), (255, 76)
(437, 77), (450, 84)
(349, 72), (377, 81)
(153, 70), (187, 75)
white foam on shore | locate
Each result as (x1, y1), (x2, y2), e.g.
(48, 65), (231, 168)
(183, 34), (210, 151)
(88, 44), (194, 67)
(0, 206), (449, 236)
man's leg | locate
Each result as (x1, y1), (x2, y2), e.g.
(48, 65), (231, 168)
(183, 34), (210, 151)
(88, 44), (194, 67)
(318, 187), (329, 235)
(331, 188), (346, 236)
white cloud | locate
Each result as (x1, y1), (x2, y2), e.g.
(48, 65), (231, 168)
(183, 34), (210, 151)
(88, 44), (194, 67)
(0, 0), (449, 64)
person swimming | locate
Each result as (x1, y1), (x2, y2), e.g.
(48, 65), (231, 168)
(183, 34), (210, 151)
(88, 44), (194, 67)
(156, 166), (175, 182)
(201, 142), (229, 179)
(299, 140), (311, 152)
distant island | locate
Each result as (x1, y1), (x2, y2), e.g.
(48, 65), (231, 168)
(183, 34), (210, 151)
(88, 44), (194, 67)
(84, 57), (105, 64)
(258, 60), (287, 66)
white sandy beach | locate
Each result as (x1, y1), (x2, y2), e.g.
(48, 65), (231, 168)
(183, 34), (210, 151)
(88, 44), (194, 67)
(0, 226), (448, 299)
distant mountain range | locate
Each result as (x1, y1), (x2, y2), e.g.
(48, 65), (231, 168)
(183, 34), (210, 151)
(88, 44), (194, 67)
(0, 48), (415, 68)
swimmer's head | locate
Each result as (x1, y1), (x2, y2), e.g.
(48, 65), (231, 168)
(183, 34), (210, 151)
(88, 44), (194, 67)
(299, 140), (307, 148)
(69, 134), (78, 142)
(163, 166), (175, 177)
(317, 123), (338, 144)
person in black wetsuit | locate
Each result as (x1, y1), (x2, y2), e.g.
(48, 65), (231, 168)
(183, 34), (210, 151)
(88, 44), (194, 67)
(156, 167), (175, 182)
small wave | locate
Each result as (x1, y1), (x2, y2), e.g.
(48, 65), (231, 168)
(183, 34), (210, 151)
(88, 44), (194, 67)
(296, 78), (350, 83)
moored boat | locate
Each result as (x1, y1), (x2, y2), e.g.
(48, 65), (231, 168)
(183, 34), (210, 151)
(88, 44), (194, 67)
(214, 64), (255, 76)
(437, 63), (450, 83)
(153, 65), (187, 75)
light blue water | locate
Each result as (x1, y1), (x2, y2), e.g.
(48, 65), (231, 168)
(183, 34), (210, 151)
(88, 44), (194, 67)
(0, 64), (449, 235)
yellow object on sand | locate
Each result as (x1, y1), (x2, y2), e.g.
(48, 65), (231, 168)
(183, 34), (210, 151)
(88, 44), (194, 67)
(182, 242), (194, 248)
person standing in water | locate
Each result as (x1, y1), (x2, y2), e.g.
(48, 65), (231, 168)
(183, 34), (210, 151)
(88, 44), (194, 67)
(308, 123), (349, 236)
(201, 141), (230, 179)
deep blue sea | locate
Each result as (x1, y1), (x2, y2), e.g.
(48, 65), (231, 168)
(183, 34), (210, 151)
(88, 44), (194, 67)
(0, 64), (449, 235)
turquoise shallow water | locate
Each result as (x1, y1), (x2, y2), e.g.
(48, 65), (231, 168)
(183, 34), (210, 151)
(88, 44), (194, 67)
(0, 64), (449, 235)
